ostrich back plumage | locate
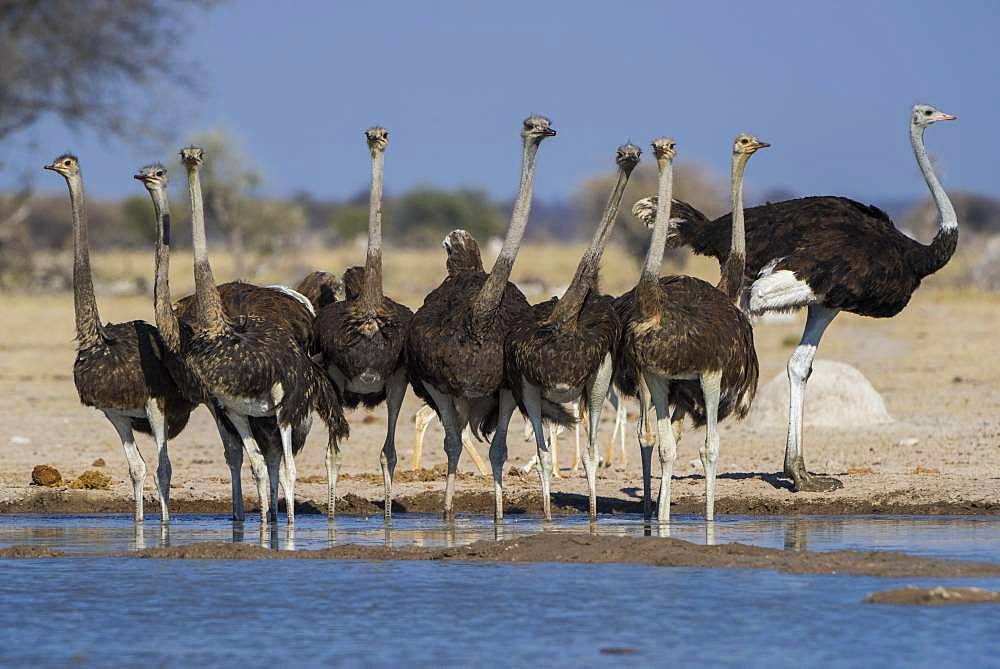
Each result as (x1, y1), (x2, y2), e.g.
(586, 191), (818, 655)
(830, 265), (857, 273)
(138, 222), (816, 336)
(613, 275), (758, 426)
(669, 196), (959, 318)
(295, 271), (343, 310)
(314, 265), (414, 409)
(73, 320), (193, 438)
(174, 281), (314, 349)
(184, 314), (348, 439)
(506, 290), (619, 395)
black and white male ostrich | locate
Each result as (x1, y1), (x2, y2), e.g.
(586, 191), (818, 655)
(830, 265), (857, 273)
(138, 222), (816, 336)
(615, 135), (765, 522)
(659, 104), (958, 492)
(506, 143), (641, 520)
(406, 115), (564, 521)
(135, 163), (315, 524)
(177, 147), (348, 529)
(45, 154), (195, 523)
(313, 127), (414, 520)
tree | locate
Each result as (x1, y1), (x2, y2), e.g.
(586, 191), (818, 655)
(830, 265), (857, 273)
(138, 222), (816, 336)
(575, 161), (728, 266)
(0, 0), (213, 142)
(391, 188), (505, 245)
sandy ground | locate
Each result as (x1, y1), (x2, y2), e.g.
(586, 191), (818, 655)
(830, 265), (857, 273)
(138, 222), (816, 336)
(2, 247), (999, 517)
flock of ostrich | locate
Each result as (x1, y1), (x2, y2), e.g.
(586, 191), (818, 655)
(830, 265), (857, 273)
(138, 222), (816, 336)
(44, 103), (958, 531)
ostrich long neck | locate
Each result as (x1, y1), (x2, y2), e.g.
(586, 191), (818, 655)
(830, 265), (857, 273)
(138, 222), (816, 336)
(548, 161), (633, 324)
(66, 175), (103, 347)
(188, 165), (228, 335)
(718, 153), (748, 302)
(637, 156), (674, 318)
(473, 138), (539, 322)
(361, 146), (385, 309)
(149, 188), (181, 352)
(910, 123), (959, 277)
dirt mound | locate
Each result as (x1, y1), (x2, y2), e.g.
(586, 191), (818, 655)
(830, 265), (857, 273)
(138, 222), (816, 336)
(866, 586), (1000, 606)
(133, 533), (1000, 578)
(31, 464), (62, 487)
(0, 545), (63, 558)
(748, 360), (892, 429)
(68, 470), (111, 490)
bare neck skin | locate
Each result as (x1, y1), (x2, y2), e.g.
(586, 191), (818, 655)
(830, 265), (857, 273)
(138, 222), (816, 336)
(65, 172), (103, 347)
(549, 150), (638, 324)
(473, 137), (540, 321)
(637, 150), (674, 319)
(361, 143), (386, 310)
(911, 122), (957, 233)
(186, 161), (229, 335)
(148, 185), (182, 352)
(718, 152), (749, 302)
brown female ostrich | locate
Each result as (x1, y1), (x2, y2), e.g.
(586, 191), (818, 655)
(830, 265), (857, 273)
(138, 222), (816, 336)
(506, 143), (641, 520)
(615, 135), (765, 523)
(45, 154), (194, 523)
(295, 271), (344, 310)
(313, 127), (414, 520)
(177, 147), (348, 529)
(406, 115), (563, 521)
(134, 163), (314, 524)
(657, 104), (957, 492)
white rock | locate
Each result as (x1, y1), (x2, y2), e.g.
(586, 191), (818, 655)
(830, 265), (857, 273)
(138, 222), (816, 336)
(9, 436), (30, 445)
(896, 437), (920, 448)
(748, 360), (892, 429)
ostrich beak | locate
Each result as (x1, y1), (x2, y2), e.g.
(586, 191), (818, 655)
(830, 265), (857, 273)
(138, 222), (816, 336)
(754, 141), (771, 149)
(542, 127), (557, 137)
(939, 114), (957, 121)
(43, 163), (56, 171)
(133, 174), (146, 182)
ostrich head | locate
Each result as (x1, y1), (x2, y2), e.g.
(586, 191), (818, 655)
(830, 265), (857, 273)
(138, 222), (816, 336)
(651, 137), (676, 164)
(912, 104), (956, 129)
(366, 126), (389, 156)
(180, 146), (205, 168)
(343, 266), (365, 301)
(133, 163), (168, 192)
(521, 115), (557, 143)
(442, 229), (483, 276)
(44, 153), (81, 178)
(616, 143), (642, 172)
(733, 134), (769, 156)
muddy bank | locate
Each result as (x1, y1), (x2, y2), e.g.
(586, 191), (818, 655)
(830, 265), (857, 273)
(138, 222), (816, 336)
(2, 487), (997, 516)
(132, 533), (1000, 578)
(0, 545), (63, 558)
(866, 586), (1000, 605)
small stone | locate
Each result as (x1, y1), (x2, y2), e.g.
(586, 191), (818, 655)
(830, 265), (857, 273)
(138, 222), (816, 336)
(69, 470), (112, 490)
(689, 459), (700, 469)
(91, 458), (106, 467)
(31, 465), (62, 487)
(10, 436), (30, 445)
(896, 437), (920, 448)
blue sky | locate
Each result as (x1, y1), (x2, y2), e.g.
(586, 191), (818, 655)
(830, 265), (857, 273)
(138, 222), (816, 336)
(9, 0), (995, 204)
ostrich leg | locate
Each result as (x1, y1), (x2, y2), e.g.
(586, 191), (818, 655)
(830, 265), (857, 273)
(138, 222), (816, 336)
(582, 353), (613, 521)
(698, 371), (722, 521)
(460, 427), (490, 476)
(106, 413), (147, 523)
(411, 405), (434, 470)
(381, 369), (407, 521)
(226, 412), (271, 529)
(550, 420), (562, 479)
(145, 398), (171, 524)
(208, 405), (245, 521)
(326, 434), (342, 519)
(423, 384), (464, 521)
(522, 381), (553, 521)
(645, 374), (677, 524)
(278, 421), (296, 526)
(489, 390), (517, 523)
(784, 305), (843, 492)
(264, 445), (282, 524)
(636, 376), (656, 521)
(613, 391), (628, 467)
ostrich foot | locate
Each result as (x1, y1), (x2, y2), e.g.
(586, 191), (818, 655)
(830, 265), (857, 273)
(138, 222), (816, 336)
(786, 458), (844, 492)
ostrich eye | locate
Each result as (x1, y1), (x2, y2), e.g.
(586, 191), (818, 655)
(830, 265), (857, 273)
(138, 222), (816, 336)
(740, 138), (749, 144)
(155, 170), (164, 177)
(924, 109), (933, 116)
(63, 160), (71, 166)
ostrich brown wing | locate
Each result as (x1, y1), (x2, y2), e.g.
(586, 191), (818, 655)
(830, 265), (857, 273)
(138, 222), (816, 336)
(186, 316), (347, 439)
(73, 320), (194, 438)
(314, 295), (414, 409)
(174, 281), (314, 349)
(507, 293), (619, 393)
(613, 276), (758, 423)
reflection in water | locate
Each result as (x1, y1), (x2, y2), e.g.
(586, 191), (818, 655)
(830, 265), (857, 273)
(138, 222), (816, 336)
(2, 514), (1000, 563)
